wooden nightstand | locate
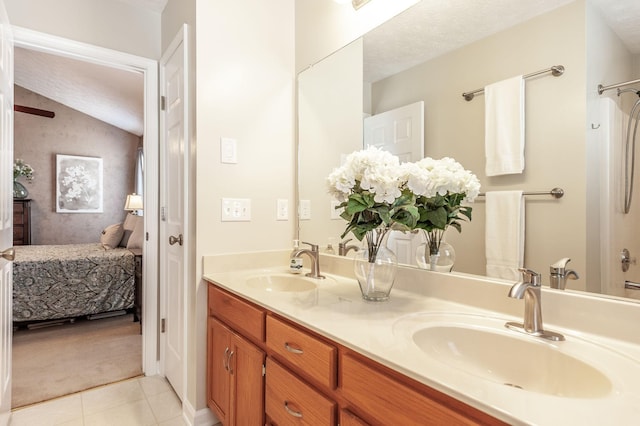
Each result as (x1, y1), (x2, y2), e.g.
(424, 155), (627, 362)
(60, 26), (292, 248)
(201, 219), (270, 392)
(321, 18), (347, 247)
(13, 199), (32, 245)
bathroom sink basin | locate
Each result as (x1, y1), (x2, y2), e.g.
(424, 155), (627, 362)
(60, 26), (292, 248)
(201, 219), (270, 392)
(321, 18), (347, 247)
(246, 274), (321, 292)
(412, 324), (611, 398)
(391, 312), (634, 398)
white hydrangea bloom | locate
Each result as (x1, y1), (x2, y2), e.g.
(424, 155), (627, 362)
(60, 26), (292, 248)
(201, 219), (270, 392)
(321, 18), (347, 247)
(327, 146), (405, 204)
(402, 157), (480, 202)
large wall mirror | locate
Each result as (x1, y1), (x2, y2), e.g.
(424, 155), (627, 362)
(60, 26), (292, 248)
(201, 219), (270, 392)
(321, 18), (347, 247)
(297, 0), (640, 302)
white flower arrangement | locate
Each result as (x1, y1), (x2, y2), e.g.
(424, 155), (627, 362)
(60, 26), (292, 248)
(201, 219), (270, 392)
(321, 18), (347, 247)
(327, 147), (480, 261)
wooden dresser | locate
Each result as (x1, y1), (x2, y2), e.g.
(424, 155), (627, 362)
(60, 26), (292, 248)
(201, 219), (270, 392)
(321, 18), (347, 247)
(13, 199), (31, 245)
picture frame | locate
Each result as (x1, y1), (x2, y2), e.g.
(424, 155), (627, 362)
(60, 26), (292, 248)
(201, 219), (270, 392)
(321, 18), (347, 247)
(56, 154), (103, 213)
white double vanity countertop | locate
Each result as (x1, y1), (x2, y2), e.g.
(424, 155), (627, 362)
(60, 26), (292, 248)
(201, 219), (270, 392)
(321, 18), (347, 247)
(202, 250), (640, 426)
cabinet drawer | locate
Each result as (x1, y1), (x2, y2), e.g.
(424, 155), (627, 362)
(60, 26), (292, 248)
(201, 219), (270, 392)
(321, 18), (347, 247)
(266, 315), (337, 389)
(341, 352), (490, 426)
(208, 284), (265, 343)
(265, 358), (336, 425)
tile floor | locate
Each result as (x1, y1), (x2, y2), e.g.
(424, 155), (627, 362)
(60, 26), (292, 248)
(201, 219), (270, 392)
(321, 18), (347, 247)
(10, 376), (186, 426)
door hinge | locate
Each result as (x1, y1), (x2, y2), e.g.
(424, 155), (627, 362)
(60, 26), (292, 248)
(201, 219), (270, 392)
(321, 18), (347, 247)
(161, 318), (166, 333)
(262, 364), (266, 377)
(161, 206), (166, 221)
(160, 95), (166, 111)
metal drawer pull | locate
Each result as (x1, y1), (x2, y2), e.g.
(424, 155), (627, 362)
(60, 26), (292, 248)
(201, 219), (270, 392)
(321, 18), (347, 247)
(284, 401), (303, 418)
(223, 347), (230, 371)
(284, 343), (304, 355)
(228, 350), (234, 374)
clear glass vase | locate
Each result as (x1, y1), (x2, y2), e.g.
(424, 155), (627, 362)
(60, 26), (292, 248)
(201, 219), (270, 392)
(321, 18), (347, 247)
(13, 180), (28, 199)
(353, 228), (397, 302)
(416, 241), (456, 272)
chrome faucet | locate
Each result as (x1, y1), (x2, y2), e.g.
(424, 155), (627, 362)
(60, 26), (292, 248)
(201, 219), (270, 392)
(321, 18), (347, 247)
(338, 238), (359, 256)
(505, 268), (564, 341)
(549, 257), (579, 290)
(290, 241), (325, 279)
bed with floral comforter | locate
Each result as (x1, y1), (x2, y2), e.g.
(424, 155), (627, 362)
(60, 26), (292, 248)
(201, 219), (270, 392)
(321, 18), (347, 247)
(12, 243), (135, 322)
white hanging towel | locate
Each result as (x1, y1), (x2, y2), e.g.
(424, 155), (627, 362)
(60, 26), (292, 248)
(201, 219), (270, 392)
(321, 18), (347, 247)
(484, 75), (525, 176)
(485, 191), (524, 280)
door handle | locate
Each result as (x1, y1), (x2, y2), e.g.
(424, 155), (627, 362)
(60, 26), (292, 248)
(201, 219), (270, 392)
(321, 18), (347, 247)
(1, 247), (14, 261)
(169, 234), (183, 246)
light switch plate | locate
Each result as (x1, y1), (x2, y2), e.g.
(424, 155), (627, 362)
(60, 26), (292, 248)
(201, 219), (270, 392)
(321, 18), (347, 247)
(221, 198), (251, 221)
(276, 199), (288, 220)
(220, 137), (237, 164)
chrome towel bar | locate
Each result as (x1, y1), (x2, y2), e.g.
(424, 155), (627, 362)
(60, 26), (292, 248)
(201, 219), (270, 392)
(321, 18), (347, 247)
(476, 187), (564, 199)
(462, 65), (565, 101)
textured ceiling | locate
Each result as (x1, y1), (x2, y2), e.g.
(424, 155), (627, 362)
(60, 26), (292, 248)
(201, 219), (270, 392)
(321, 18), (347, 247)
(364, 0), (640, 83)
(14, 0), (640, 135)
(591, 0), (640, 53)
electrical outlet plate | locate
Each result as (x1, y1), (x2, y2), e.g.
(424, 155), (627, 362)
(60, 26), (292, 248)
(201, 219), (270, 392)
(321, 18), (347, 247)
(221, 198), (251, 221)
(299, 199), (311, 220)
(276, 199), (288, 220)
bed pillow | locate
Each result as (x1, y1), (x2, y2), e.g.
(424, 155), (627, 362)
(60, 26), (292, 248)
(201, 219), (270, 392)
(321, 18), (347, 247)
(120, 214), (139, 247)
(127, 218), (144, 250)
(101, 223), (124, 249)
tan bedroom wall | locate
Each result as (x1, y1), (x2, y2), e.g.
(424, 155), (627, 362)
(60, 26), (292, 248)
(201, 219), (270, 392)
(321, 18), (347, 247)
(14, 85), (140, 245)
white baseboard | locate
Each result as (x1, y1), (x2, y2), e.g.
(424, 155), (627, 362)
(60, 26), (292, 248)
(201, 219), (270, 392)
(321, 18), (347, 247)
(182, 399), (219, 426)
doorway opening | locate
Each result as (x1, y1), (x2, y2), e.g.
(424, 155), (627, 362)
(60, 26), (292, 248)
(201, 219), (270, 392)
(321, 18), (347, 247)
(10, 27), (159, 407)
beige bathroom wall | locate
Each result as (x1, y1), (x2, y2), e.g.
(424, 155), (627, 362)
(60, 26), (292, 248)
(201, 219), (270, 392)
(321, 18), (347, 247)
(192, 0), (295, 412)
(371, 1), (588, 287)
(14, 85), (140, 245)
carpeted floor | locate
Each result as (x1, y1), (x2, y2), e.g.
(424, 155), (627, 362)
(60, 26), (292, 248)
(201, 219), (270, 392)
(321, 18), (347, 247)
(11, 313), (142, 408)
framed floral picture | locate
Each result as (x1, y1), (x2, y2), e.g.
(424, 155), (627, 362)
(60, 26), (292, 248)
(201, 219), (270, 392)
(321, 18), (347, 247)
(56, 154), (103, 213)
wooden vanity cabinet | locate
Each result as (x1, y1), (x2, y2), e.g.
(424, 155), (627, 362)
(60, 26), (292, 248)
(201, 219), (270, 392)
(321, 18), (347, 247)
(206, 282), (507, 426)
(207, 285), (266, 425)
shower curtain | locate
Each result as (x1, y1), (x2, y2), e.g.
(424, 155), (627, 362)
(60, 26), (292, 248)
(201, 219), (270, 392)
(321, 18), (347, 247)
(600, 98), (640, 299)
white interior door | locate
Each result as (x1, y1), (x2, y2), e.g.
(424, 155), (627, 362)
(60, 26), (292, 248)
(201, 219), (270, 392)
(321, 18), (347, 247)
(364, 101), (424, 264)
(160, 25), (188, 401)
(0, 0), (12, 424)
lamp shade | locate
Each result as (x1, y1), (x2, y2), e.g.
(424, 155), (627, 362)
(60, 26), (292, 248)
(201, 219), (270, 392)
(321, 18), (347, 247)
(124, 193), (143, 211)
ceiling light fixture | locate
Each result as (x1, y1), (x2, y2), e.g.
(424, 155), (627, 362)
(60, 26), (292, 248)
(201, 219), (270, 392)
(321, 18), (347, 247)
(352, 0), (372, 10)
